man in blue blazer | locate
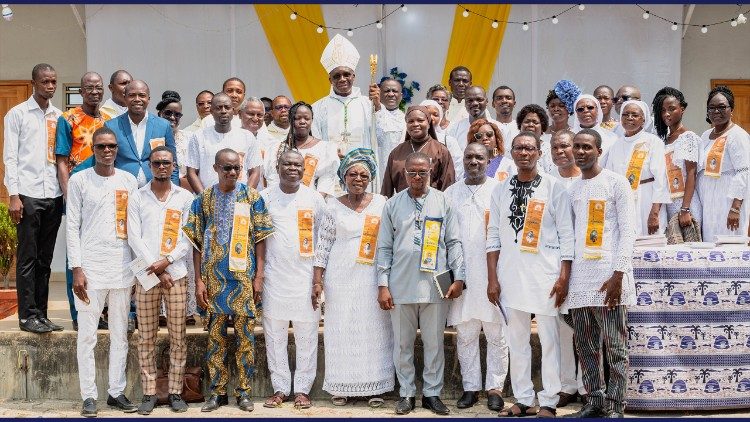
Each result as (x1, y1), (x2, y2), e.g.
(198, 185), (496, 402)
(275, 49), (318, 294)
(105, 80), (179, 186)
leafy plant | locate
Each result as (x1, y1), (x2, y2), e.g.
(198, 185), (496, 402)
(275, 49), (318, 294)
(381, 67), (421, 111)
(0, 203), (17, 288)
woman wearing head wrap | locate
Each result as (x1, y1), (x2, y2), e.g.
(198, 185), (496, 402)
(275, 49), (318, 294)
(572, 94), (618, 159)
(426, 84), (452, 130)
(602, 100), (671, 236)
(311, 148), (395, 407)
(380, 106), (456, 197)
(698, 86), (750, 241)
(652, 87), (703, 242)
(264, 102), (340, 197)
(420, 99), (464, 178)
(546, 80), (580, 135)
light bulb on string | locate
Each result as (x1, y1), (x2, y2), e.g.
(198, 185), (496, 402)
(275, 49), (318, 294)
(491, 20), (499, 29)
(738, 13), (747, 24)
(376, 21), (383, 29)
(552, 16), (559, 24)
(731, 18), (738, 27)
(462, 9), (469, 18)
(347, 29), (354, 37)
(642, 11), (650, 19)
(671, 22), (678, 31)
(578, 4), (585, 11)
(316, 26), (324, 34)
(1, 4), (12, 21)
(401, 4), (407, 12)
(522, 22), (529, 31)
(701, 25), (708, 34)
(290, 11), (297, 20)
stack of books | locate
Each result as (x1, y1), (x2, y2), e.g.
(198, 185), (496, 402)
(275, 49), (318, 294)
(714, 235), (750, 246)
(634, 234), (668, 248)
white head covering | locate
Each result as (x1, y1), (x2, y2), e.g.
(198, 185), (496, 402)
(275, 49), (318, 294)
(320, 34), (360, 74)
(419, 99), (444, 133)
(619, 100), (652, 135)
(571, 94), (603, 132)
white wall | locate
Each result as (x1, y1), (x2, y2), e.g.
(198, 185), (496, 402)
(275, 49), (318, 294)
(680, 5), (750, 132)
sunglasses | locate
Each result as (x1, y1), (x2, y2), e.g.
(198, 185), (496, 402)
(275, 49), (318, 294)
(150, 160), (173, 168)
(273, 104), (291, 111)
(219, 164), (242, 172)
(161, 110), (183, 119)
(576, 105), (596, 113)
(615, 95), (638, 103)
(405, 170), (429, 178)
(473, 131), (494, 140)
(332, 72), (353, 80)
(93, 143), (118, 150)
(512, 145), (538, 153)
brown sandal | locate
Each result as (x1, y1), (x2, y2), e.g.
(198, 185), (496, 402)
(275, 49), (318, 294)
(263, 391), (286, 408)
(294, 392), (312, 409)
(537, 406), (556, 418)
(498, 403), (537, 417)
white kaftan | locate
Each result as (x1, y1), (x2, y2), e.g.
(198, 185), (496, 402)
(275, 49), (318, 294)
(664, 130), (703, 224)
(264, 141), (340, 197)
(314, 195), (395, 396)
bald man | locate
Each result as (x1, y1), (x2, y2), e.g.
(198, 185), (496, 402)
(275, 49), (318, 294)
(447, 86), (498, 151)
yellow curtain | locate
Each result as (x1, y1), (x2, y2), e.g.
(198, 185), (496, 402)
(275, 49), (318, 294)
(442, 4), (512, 90)
(254, 4), (330, 103)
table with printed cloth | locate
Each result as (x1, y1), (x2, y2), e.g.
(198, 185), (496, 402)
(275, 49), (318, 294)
(625, 246), (750, 411)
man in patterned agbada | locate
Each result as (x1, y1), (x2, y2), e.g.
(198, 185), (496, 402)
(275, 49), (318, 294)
(182, 148), (273, 413)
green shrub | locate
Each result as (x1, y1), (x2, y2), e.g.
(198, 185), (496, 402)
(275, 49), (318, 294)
(0, 203), (17, 288)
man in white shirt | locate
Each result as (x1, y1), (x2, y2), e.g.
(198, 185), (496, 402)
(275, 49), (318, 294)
(127, 146), (194, 414)
(68, 126), (139, 417)
(183, 90), (213, 134)
(445, 66), (472, 123)
(186, 93), (262, 193)
(491, 86), (520, 154)
(3, 63), (64, 334)
(100, 70), (132, 119)
(200, 78), (244, 129)
(372, 78), (406, 178)
(447, 86), (497, 151)
(562, 129), (636, 418)
(260, 150), (326, 410)
(266, 96), (292, 142)
(240, 97), (275, 190)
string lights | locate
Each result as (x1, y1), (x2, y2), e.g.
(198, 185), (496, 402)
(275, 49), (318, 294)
(285, 4), (403, 33)
(634, 4), (749, 34)
(2, 4), (13, 21)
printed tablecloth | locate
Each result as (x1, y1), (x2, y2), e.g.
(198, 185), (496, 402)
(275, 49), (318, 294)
(626, 246), (750, 410)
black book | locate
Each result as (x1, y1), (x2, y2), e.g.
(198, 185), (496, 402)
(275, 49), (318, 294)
(432, 270), (455, 298)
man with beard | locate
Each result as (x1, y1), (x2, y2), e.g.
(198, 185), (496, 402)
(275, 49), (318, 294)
(266, 96), (292, 142)
(445, 66), (472, 123)
(55, 71), (111, 331)
(100, 70), (132, 118)
(447, 86), (498, 151)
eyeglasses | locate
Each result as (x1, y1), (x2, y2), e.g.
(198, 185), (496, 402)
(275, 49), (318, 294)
(332, 72), (353, 80)
(405, 170), (429, 178)
(161, 110), (183, 119)
(512, 145), (538, 153)
(150, 160), (173, 168)
(196, 101), (212, 107)
(82, 85), (104, 93)
(346, 173), (371, 180)
(576, 105), (597, 113)
(219, 164), (242, 172)
(273, 104), (290, 111)
(707, 105), (730, 113)
(473, 131), (494, 140)
(621, 112), (642, 119)
(93, 143), (118, 150)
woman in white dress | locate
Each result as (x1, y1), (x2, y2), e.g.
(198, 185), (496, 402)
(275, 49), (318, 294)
(651, 87), (703, 234)
(264, 102), (339, 197)
(516, 104), (552, 173)
(697, 86), (750, 241)
(421, 99), (464, 178)
(312, 148), (395, 407)
(444, 142), (508, 411)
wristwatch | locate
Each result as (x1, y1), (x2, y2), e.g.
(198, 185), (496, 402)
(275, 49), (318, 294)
(165, 255), (175, 264)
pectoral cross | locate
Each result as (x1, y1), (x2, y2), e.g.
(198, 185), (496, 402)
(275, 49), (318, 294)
(338, 130), (352, 156)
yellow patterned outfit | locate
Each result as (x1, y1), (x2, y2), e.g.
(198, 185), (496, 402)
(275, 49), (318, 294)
(182, 183), (273, 397)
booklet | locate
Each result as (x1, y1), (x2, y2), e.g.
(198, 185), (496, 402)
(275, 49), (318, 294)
(432, 270), (454, 299)
(129, 256), (160, 291)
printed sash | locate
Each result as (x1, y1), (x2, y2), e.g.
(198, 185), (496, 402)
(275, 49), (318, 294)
(115, 190), (129, 239)
(419, 217), (442, 272)
(160, 209), (182, 256)
(584, 199), (605, 260)
(704, 136), (727, 179)
(665, 151), (685, 199)
(149, 137), (165, 150)
(229, 202), (251, 271)
(520, 199), (545, 253)
(298, 208), (314, 257)
(625, 142), (649, 190)
(46, 118), (57, 164)
(301, 154), (319, 187)
(356, 215), (381, 265)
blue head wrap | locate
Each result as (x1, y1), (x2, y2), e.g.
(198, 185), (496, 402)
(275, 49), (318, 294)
(337, 148), (378, 186)
(553, 79), (582, 114)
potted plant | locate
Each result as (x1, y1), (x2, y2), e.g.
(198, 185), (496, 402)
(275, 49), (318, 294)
(0, 202), (17, 289)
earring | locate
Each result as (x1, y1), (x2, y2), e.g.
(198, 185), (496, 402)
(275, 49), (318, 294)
(492, 148), (499, 157)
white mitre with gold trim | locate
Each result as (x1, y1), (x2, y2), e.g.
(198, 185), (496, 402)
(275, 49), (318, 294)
(320, 34), (360, 74)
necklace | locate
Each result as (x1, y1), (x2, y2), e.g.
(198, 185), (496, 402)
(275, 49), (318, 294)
(712, 122), (734, 138)
(410, 139), (428, 153)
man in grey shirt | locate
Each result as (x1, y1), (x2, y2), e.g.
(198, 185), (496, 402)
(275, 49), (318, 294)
(377, 152), (465, 416)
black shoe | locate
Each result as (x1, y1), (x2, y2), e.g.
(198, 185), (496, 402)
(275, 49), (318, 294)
(97, 317), (108, 330)
(607, 410), (624, 418)
(19, 317), (53, 334)
(456, 391), (478, 409)
(565, 403), (606, 418)
(168, 394), (188, 412)
(73, 320), (79, 331)
(395, 397), (415, 415)
(487, 392), (505, 411)
(201, 394), (228, 412)
(106, 394), (138, 413)
(137, 395), (157, 415)
(237, 395), (254, 412)
(81, 398), (97, 417)
(128, 318), (136, 334)
(38, 317), (64, 331)
(422, 396), (450, 415)
(557, 392), (578, 408)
